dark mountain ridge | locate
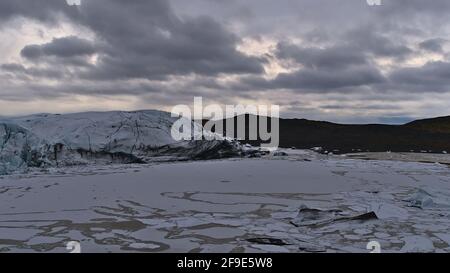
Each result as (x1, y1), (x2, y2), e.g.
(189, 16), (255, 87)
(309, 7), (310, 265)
(202, 115), (450, 154)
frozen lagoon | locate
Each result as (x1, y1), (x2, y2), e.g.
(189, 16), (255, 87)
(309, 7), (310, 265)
(0, 150), (449, 253)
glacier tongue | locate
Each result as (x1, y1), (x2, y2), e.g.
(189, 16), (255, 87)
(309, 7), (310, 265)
(0, 123), (41, 175)
(0, 110), (244, 174)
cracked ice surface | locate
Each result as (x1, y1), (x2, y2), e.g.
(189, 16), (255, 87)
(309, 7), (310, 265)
(0, 111), (243, 175)
(0, 152), (449, 253)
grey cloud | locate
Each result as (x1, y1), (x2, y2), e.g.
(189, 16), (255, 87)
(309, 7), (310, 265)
(276, 42), (369, 70)
(344, 27), (413, 59)
(0, 0), (78, 24)
(419, 38), (447, 53)
(389, 61), (450, 92)
(10, 0), (264, 81)
(381, 0), (450, 17)
(231, 41), (386, 93)
(2, 0), (450, 122)
(1, 63), (65, 79)
(237, 58), (450, 95)
(21, 36), (96, 59)
(234, 64), (385, 93)
(273, 65), (385, 91)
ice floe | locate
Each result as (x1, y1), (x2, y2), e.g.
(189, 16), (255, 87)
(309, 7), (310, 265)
(400, 236), (435, 253)
(1, 151), (450, 252)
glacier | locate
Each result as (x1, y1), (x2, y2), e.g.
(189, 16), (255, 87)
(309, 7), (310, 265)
(0, 110), (243, 174)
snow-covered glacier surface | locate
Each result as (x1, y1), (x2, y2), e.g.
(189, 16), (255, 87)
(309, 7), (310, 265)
(0, 110), (242, 175)
(0, 150), (449, 253)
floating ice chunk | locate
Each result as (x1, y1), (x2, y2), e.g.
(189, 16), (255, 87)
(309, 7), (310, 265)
(175, 217), (208, 228)
(273, 151), (288, 157)
(405, 189), (435, 209)
(200, 244), (236, 253)
(0, 227), (40, 241)
(247, 237), (326, 253)
(266, 231), (291, 238)
(297, 241), (327, 252)
(271, 210), (299, 220)
(374, 232), (391, 239)
(354, 228), (372, 235)
(210, 218), (250, 227)
(369, 203), (409, 220)
(247, 237), (289, 246)
(27, 236), (63, 245)
(421, 187), (450, 207)
(344, 234), (361, 240)
(250, 244), (290, 253)
(183, 227), (245, 239)
(138, 218), (176, 229)
(128, 242), (160, 250)
(400, 236), (435, 253)
(290, 205), (343, 227)
(434, 233), (450, 246)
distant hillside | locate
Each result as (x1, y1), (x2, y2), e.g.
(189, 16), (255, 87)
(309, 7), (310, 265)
(405, 116), (450, 134)
(202, 115), (450, 154)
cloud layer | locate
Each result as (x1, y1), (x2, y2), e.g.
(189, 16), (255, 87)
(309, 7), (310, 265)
(1, 0), (450, 123)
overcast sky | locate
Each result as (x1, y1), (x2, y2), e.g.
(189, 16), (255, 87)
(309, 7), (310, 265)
(1, 0), (450, 123)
